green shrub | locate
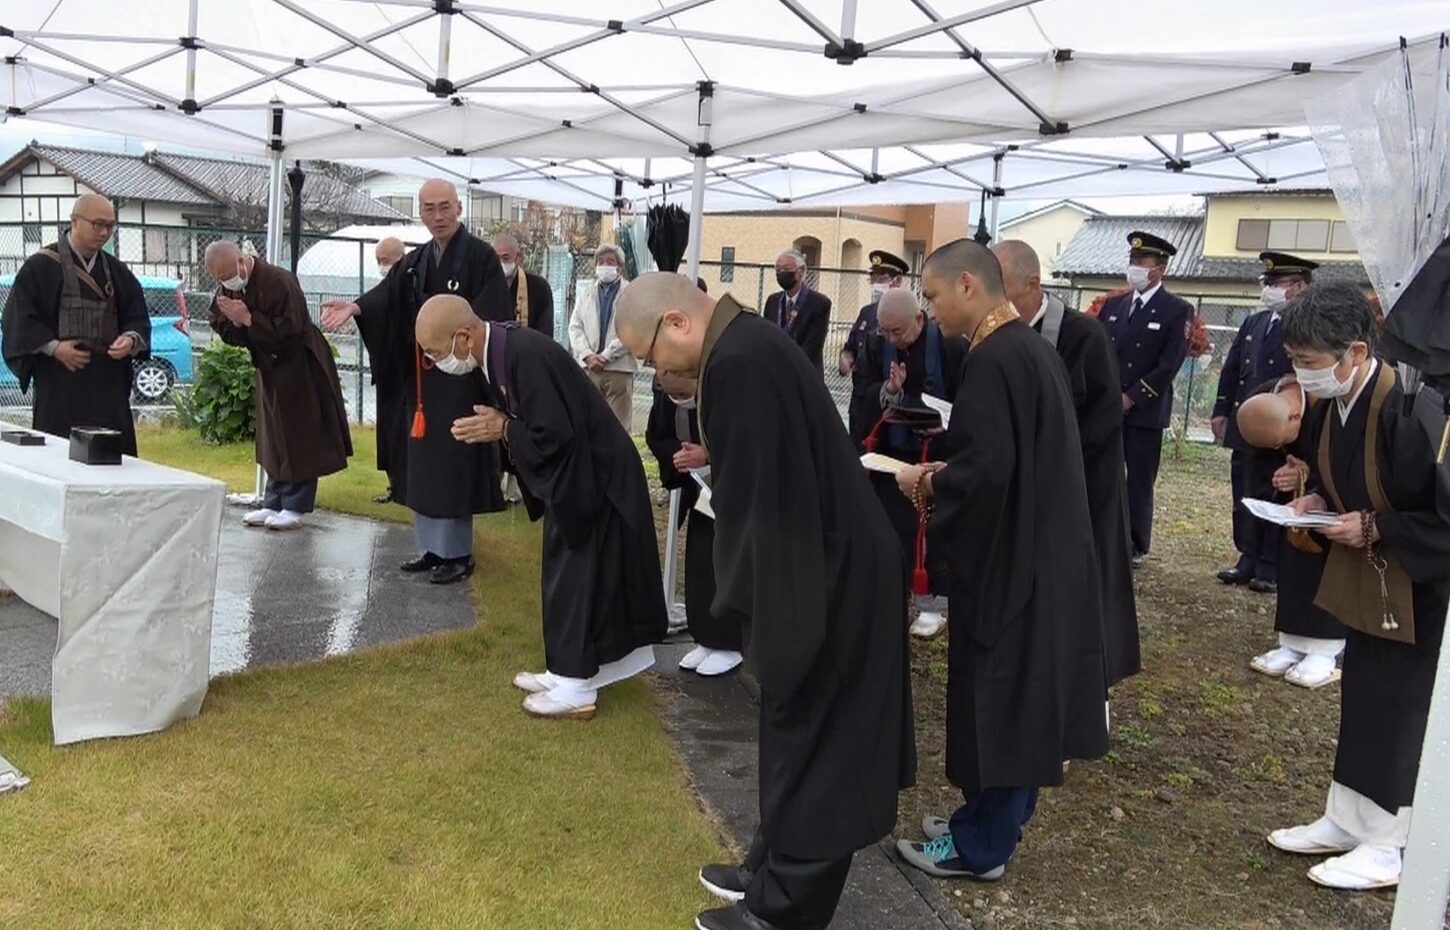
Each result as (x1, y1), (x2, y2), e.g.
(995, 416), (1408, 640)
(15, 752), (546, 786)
(190, 341), (256, 444)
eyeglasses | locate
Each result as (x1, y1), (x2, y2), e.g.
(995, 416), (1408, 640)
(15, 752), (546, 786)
(74, 216), (116, 234)
(643, 316), (666, 369)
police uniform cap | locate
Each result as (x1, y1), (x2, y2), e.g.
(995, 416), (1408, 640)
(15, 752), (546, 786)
(868, 250), (910, 277)
(1259, 251), (1319, 279)
(1127, 230), (1177, 259)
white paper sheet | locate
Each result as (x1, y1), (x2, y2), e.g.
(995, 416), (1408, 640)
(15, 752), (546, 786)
(689, 468), (714, 520)
(0, 753), (30, 794)
(1243, 498), (1342, 528)
(860, 452), (912, 475)
(921, 393), (953, 430)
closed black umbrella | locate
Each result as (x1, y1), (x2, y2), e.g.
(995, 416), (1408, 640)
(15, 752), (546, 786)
(647, 203), (691, 273)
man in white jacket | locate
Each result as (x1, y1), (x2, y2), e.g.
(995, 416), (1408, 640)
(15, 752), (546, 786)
(568, 243), (637, 431)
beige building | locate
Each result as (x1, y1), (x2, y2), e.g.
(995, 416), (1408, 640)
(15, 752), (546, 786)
(1053, 189), (1367, 325)
(691, 203), (971, 320)
(995, 200), (1101, 278)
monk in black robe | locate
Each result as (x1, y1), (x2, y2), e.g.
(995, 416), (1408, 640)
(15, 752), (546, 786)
(995, 240), (1141, 690)
(323, 180), (509, 585)
(1266, 283), (1450, 892)
(645, 373), (743, 677)
(416, 295), (665, 720)
(848, 287), (965, 641)
(490, 233), (555, 336)
(370, 235), (407, 503)
(205, 241), (352, 531)
(1237, 379), (1346, 688)
(895, 239), (1108, 882)
(614, 273), (914, 930)
(1, 194), (150, 455)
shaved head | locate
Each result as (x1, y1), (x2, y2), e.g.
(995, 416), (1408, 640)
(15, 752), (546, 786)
(919, 237), (1007, 339)
(204, 240), (241, 265)
(68, 192), (117, 256)
(204, 239), (252, 287)
(418, 178), (462, 244)
(375, 236), (405, 269)
(876, 287), (925, 349)
(416, 294), (482, 347)
(1236, 384), (1304, 450)
(992, 240), (1043, 321)
(615, 272), (719, 377)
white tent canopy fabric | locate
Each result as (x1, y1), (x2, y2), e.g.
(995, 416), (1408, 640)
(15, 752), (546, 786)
(2, 1), (1446, 209)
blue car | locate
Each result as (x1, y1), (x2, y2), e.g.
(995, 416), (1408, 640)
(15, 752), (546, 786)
(0, 273), (194, 403)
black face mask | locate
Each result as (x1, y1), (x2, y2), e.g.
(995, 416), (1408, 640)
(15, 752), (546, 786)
(776, 270), (799, 291)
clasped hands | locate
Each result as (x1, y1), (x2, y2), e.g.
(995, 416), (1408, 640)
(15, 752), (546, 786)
(895, 461), (946, 501)
(452, 405), (508, 444)
(215, 295), (253, 327)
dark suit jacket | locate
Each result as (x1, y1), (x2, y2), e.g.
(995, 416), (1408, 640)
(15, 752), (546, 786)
(763, 286), (831, 374)
(1212, 308), (1291, 450)
(1099, 285), (1193, 430)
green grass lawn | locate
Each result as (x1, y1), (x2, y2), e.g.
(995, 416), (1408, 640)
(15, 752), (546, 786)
(0, 424), (725, 929)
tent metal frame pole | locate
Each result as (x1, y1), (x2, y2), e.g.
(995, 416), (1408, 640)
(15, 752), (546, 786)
(663, 87), (713, 616)
(254, 106), (288, 504)
(988, 155), (1003, 240)
(1393, 606), (1450, 928)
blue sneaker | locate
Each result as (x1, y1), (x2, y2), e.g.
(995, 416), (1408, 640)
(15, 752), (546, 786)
(896, 834), (1006, 881)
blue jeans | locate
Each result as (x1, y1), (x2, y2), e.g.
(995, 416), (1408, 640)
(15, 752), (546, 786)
(948, 787), (1039, 873)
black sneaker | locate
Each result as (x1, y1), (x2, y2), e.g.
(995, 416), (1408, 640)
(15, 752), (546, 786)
(1248, 578), (1278, 594)
(429, 557), (475, 586)
(400, 552), (442, 573)
(695, 904), (780, 930)
(698, 864), (748, 903)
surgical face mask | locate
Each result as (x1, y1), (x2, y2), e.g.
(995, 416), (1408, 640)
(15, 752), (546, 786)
(377, 262), (394, 275)
(1262, 285), (1287, 307)
(1125, 264), (1152, 292)
(871, 283), (887, 301)
(500, 261), (517, 278)
(434, 334), (479, 377)
(1293, 357), (1357, 399)
(221, 274), (246, 291)
(596, 265), (619, 284)
(776, 270), (798, 291)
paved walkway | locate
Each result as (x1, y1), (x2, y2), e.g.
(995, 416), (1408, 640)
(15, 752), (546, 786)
(0, 509), (476, 704)
(653, 637), (969, 930)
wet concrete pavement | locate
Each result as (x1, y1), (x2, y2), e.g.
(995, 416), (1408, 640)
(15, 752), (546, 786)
(654, 637), (968, 930)
(0, 509), (475, 704)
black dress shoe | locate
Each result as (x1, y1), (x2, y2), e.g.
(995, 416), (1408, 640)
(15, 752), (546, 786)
(699, 864), (749, 902)
(1248, 578), (1278, 594)
(695, 904), (780, 930)
(1217, 567), (1253, 585)
(400, 552), (442, 573)
(430, 557), (475, 586)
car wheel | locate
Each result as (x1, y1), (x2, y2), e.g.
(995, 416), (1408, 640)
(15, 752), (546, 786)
(132, 359), (176, 403)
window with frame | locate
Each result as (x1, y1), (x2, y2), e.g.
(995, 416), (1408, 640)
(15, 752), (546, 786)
(1330, 220), (1356, 253)
(470, 192), (504, 226)
(380, 195), (415, 218)
(720, 246), (736, 282)
(1236, 219), (1269, 251)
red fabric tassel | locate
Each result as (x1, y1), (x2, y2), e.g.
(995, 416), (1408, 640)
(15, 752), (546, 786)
(861, 414), (886, 454)
(410, 342), (426, 439)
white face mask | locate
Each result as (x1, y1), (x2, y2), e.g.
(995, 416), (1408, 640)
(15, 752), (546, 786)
(221, 275), (245, 291)
(500, 261), (517, 278)
(433, 334), (479, 377)
(1125, 264), (1152, 293)
(596, 265), (619, 284)
(871, 283), (888, 301)
(669, 394), (697, 410)
(1294, 357), (1357, 399)
(1262, 285), (1287, 307)
(377, 262), (394, 275)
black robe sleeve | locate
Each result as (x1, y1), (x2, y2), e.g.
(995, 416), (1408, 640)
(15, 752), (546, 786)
(848, 334), (888, 448)
(1063, 314), (1123, 458)
(529, 273), (555, 337)
(1376, 390), (1450, 587)
(500, 344), (601, 549)
(1, 255), (60, 391)
(355, 265), (404, 392)
(703, 352), (830, 703)
(929, 346), (1027, 648)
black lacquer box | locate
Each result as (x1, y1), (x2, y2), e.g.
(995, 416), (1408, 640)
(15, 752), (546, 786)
(69, 427), (124, 465)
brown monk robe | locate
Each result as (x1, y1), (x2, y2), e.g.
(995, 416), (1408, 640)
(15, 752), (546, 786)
(1237, 380), (1346, 687)
(206, 242), (352, 531)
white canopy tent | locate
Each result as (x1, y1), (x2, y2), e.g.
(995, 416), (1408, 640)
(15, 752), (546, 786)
(3, 5), (1450, 923)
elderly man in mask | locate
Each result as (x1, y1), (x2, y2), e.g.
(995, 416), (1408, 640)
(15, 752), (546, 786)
(568, 243), (636, 430)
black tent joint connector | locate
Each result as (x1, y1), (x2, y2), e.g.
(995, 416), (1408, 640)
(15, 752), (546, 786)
(427, 78), (455, 97)
(825, 40), (866, 65)
(853, 103), (867, 114)
(331, 100), (347, 108)
(178, 36), (199, 50)
(6, 106), (24, 117)
(865, 173), (884, 184)
(1165, 159), (1191, 172)
(450, 96), (463, 107)
(179, 98), (200, 115)
(434, 0), (457, 13)
(1038, 121), (1069, 136)
(607, 20), (624, 32)
(0, 27), (13, 39)
(1055, 48), (1074, 63)
(448, 148), (464, 156)
(1290, 61), (1311, 74)
(562, 119), (573, 128)
(690, 142), (715, 158)
(1256, 177), (1279, 185)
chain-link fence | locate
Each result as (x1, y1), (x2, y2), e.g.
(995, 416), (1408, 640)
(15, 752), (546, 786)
(1, 223), (1255, 441)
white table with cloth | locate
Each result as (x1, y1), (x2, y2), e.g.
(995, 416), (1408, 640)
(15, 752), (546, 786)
(0, 430), (224, 745)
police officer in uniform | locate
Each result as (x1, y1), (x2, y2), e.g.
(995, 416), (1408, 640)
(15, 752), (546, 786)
(839, 249), (909, 376)
(1099, 231), (1194, 567)
(1211, 251), (1316, 592)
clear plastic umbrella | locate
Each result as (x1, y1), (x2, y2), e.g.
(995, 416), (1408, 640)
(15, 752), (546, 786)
(1307, 34), (1450, 447)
